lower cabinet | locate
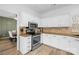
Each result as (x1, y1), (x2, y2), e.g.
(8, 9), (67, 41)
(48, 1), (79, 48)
(68, 37), (79, 54)
(41, 34), (62, 47)
(20, 36), (31, 54)
(41, 33), (79, 55)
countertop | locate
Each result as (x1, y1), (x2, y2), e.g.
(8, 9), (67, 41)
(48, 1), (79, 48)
(20, 34), (31, 37)
(43, 32), (79, 38)
(20, 32), (79, 38)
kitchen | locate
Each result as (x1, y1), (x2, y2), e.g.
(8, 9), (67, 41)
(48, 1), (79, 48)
(0, 4), (79, 55)
(17, 4), (79, 55)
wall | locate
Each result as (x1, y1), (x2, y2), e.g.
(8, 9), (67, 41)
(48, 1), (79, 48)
(0, 16), (16, 37)
(42, 27), (79, 36)
(0, 4), (40, 50)
(0, 4), (39, 17)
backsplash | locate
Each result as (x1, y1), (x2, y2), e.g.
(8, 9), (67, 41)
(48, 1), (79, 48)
(42, 27), (71, 33)
(41, 27), (79, 35)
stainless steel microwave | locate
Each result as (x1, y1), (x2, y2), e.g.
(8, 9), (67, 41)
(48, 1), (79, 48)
(28, 22), (38, 29)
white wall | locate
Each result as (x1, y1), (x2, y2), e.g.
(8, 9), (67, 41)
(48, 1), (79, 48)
(0, 4), (39, 17)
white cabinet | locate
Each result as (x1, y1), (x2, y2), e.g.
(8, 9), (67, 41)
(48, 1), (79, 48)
(20, 36), (31, 54)
(40, 19), (48, 27)
(40, 15), (72, 27)
(57, 36), (71, 51)
(69, 37), (79, 54)
(72, 16), (79, 32)
(58, 36), (79, 54)
(41, 18), (57, 27)
(41, 34), (59, 46)
(41, 33), (79, 54)
(41, 34), (52, 44)
(57, 15), (72, 27)
(41, 34), (48, 43)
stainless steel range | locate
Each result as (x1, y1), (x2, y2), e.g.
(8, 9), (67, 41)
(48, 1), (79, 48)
(27, 22), (41, 50)
(31, 34), (41, 50)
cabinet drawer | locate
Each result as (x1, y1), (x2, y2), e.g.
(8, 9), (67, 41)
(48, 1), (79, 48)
(24, 42), (31, 46)
(22, 47), (31, 54)
(26, 45), (31, 48)
(24, 40), (31, 43)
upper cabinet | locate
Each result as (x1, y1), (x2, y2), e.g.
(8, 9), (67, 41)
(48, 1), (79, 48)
(72, 16), (79, 32)
(40, 14), (72, 27)
(18, 12), (72, 27)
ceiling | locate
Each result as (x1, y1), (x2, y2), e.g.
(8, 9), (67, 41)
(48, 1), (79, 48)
(0, 4), (70, 18)
(25, 4), (70, 14)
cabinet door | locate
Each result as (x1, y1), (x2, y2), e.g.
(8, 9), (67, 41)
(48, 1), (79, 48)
(23, 37), (31, 46)
(42, 34), (48, 44)
(22, 44), (31, 54)
(20, 36), (31, 54)
(42, 34), (50, 44)
(41, 34), (79, 54)
(69, 38), (79, 54)
(49, 35), (60, 47)
(58, 36), (70, 51)
(42, 34), (59, 46)
(40, 14), (71, 27)
(41, 18), (58, 27)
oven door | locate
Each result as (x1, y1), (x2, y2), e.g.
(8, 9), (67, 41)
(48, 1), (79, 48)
(31, 35), (41, 50)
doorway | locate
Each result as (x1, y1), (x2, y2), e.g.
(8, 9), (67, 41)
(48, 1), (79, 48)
(0, 16), (17, 55)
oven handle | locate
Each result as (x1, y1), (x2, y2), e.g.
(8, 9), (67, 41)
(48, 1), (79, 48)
(32, 41), (40, 46)
(32, 35), (40, 37)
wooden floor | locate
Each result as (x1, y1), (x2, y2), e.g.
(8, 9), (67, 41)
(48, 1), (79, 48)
(0, 38), (19, 55)
(0, 38), (73, 55)
(27, 44), (73, 55)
